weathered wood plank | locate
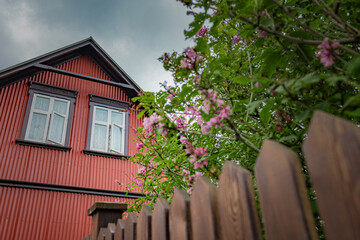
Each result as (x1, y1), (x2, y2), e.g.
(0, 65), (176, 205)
(169, 189), (191, 240)
(124, 213), (137, 240)
(152, 198), (170, 240)
(190, 176), (220, 240)
(218, 161), (261, 240)
(255, 139), (318, 240)
(303, 111), (360, 240)
(114, 219), (126, 240)
(105, 223), (116, 240)
(137, 205), (152, 240)
(97, 228), (107, 240)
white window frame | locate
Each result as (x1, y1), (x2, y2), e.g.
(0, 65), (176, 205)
(90, 106), (126, 154)
(24, 93), (70, 146)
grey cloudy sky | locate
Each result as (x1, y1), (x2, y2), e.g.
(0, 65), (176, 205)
(0, 0), (193, 91)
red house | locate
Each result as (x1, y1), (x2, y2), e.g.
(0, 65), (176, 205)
(0, 38), (143, 239)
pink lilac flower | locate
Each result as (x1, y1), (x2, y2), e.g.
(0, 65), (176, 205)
(138, 166), (146, 175)
(187, 188), (193, 194)
(217, 106), (230, 119)
(232, 36), (241, 44)
(185, 47), (197, 58)
(194, 147), (208, 156)
(193, 75), (200, 85)
(166, 88), (177, 100)
(136, 142), (144, 151)
(316, 37), (339, 67)
(175, 117), (187, 129)
(135, 178), (143, 186)
(258, 30), (268, 38)
(262, 10), (270, 18)
(180, 136), (188, 144)
(180, 58), (191, 69)
(196, 27), (208, 37)
(254, 82), (263, 87)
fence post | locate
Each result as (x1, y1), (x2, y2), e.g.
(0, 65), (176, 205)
(87, 202), (127, 240)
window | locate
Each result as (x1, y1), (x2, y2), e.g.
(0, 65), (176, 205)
(84, 94), (130, 158)
(17, 81), (77, 151)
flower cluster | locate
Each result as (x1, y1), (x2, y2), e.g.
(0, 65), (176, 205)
(196, 27), (208, 37)
(199, 89), (230, 133)
(182, 170), (203, 194)
(175, 117), (187, 129)
(316, 37), (339, 67)
(182, 138), (209, 170)
(184, 105), (204, 125)
(257, 29), (268, 38)
(180, 48), (203, 69)
(274, 109), (292, 131)
(136, 142), (144, 151)
(232, 36), (241, 44)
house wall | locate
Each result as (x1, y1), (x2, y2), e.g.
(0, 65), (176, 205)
(0, 186), (130, 240)
(0, 55), (143, 191)
(0, 55), (143, 239)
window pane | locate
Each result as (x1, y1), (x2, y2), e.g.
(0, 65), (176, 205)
(95, 108), (108, 122)
(111, 125), (122, 153)
(34, 96), (50, 111)
(92, 124), (107, 150)
(28, 113), (47, 141)
(111, 111), (123, 125)
(53, 100), (68, 115)
(48, 113), (65, 144)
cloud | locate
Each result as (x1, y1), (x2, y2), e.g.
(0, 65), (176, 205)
(0, 0), (193, 91)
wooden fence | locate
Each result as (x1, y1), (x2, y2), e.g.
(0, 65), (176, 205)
(84, 111), (360, 240)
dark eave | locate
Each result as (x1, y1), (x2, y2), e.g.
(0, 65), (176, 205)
(0, 37), (142, 99)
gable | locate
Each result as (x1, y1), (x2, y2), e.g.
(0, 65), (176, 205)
(56, 55), (113, 81)
(0, 37), (141, 99)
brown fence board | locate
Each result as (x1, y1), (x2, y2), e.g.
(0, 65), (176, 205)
(190, 176), (220, 240)
(105, 223), (116, 240)
(124, 213), (137, 240)
(303, 111), (360, 240)
(255, 140), (318, 240)
(114, 219), (125, 240)
(169, 189), (192, 240)
(218, 161), (261, 240)
(97, 228), (107, 240)
(152, 198), (170, 240)
(137, 205), (152, 240)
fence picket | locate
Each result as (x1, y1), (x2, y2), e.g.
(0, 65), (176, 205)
(218, 161), (261, 240)
(137, 205), (152, 240)
(124, 213), (137, 240)
(105, 223), (116, 240)
(97, 228), (107, 240)
(303, 111), (360, 240)
(114, 219), (125, 240)
(190, 176), (220, 240)
(255, 140), (318, 240)
(169, 189), (191, 240)
(152, 198), (170, 240)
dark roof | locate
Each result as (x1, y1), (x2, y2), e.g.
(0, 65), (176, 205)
(0, 37), (142, 98)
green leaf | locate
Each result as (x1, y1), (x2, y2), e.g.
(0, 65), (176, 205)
(295, 110), (312, 122)
(233, 75), (252, 85)
(260, 99), (275, 126)
(347, 56), (360, 77)
(137, 109), (147, 119)
(247, 100), (264, 114)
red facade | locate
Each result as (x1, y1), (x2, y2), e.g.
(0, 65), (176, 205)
(0, 39), (143, 239)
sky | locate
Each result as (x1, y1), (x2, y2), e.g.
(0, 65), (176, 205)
(0, 0), (194, 91)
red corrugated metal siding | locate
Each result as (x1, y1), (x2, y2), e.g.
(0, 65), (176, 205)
(0, 55), (143, 191)
(0, 186), (128, 240)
